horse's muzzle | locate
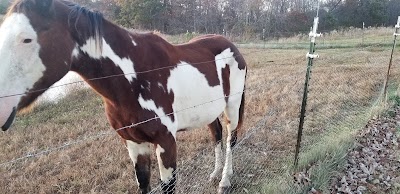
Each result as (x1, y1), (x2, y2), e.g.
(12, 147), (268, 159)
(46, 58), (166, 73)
(1, 107), (16, 131)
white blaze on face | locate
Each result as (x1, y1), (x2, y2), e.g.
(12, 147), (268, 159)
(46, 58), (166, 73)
(0, 13), (46, 127)
(80, 38), (136, 83)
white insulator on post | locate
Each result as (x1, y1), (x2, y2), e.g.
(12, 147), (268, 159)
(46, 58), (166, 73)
(306, 52), (319, 59)
(394, 16), (400, 36)
(309, 17), (321, 43)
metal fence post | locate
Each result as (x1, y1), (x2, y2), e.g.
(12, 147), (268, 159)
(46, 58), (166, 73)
(294, 17), (321, 168)
(263, 28), (266, 49)
(383, 16), (400, 103)
(362, 22), (365, 47)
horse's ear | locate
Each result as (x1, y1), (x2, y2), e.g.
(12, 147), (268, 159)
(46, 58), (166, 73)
(34, 0), (54, 16)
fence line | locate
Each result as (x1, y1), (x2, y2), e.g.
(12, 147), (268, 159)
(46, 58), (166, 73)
(0, 83), (265, 167)
(2, 27), (400, 193)
(0, 49), (265, 100)
(383, 16), (400, 102)
(0, 131), (113, 167)
(148, 108), (274, 194)
(294, 16), (321, 168)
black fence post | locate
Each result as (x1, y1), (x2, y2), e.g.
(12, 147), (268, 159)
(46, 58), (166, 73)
(294, 17), (321, 168)
(383, 16), (400, 103)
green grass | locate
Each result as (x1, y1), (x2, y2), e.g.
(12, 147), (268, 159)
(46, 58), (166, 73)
(261, 110), (378, 193)
(160, 27), (400, 50)
(260, 83), (400, 194)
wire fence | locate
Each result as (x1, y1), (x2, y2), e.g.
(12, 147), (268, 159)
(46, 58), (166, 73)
(290, 51), (400, 194)
(1, 25), (400, 194)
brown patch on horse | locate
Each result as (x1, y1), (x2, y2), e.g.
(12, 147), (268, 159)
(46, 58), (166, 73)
(221, 65), (231, 101)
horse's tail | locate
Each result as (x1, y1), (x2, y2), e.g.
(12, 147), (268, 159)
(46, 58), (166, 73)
(237, 89), (245, 131)
(230, 86), (245, 148)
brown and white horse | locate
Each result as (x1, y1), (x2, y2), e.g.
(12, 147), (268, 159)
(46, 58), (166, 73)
(0, 0), (247, 193)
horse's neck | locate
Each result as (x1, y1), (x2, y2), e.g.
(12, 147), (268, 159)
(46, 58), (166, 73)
(71, 20), (141, 104)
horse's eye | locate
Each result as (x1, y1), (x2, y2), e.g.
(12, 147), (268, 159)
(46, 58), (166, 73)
(23, 39), (32, 44)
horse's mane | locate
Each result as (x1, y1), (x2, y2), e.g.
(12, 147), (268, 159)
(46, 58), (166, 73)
(6, 0), (104, 53)
(5, 0), (25, 17)
(62, 0), (104, 53)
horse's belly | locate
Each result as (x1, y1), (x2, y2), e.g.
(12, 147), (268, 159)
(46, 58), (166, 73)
(174, 95), (226, 129)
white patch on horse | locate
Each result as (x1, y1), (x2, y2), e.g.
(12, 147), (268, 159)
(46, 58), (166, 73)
(156, 145), (174, 182)
(215, 48), (246, 189)
(0, 13), (45, 127)
(215, 48), (230, 85)
(80, 38), (136, 83)
(72, 45), (80, 58)
(129, 35), (138, 46)
(167, 62), (226, 130)
(157, 82), (165, 92)
(126, 141), (151, 185)
(126, 140), (152, 164)
(126, 140), (151, 165)
(210, 142), (223, 181)
(138, 94), (177, 138)
(146, 81), (151, 91)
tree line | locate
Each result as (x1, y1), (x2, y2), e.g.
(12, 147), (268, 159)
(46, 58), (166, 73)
(1, 0), (399, 38)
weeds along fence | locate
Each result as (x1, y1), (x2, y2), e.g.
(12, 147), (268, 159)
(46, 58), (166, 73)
(229, 27), (396, 50)
(282, 18), (400, 193)
(1, 26), (400, 194)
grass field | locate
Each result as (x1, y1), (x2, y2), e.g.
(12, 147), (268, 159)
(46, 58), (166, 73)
(1, 27), (400, 193)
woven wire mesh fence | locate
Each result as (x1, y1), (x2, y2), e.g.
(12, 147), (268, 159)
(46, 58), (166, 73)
(292, 47), (400, 193)
(146, 51), (307, 194)
(1, 40), (399, 194)
(0, 47), (307, 193)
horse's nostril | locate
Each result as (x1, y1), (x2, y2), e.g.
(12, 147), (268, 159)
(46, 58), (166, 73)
(1, 107), (17, 131)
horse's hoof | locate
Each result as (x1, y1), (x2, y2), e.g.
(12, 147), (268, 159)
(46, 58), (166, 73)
(218, 186), (232, 194)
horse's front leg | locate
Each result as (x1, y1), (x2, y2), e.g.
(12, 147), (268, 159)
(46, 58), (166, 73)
(126, 140), (152, 194)
(155, 133), (177, 194)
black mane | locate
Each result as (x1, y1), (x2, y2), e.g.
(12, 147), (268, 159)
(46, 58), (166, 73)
(63, 0), (103, 52)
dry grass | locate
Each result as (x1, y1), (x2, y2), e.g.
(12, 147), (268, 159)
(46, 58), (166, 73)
(1, 41), (399, 193)
(235, 27), (400, 50)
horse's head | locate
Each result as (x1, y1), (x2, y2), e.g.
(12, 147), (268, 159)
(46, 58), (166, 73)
(0, 0), (77, 131)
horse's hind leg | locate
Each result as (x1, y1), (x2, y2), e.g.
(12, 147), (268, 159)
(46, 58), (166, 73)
(126, 140), (152, 194)
(208, 118), (223, 182)
(219, 104), (241, 193)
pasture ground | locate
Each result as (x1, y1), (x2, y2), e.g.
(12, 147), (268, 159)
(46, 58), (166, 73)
(1, 28), (400, 193)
